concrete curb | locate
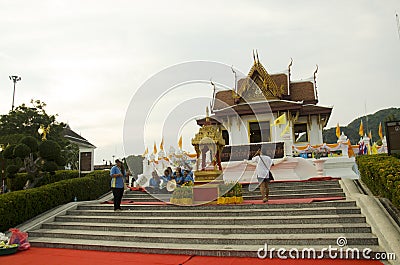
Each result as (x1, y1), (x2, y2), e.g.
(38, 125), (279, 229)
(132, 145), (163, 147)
(340, 178), (400, 265)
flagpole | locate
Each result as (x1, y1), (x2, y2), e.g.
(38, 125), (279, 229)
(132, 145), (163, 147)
(364, 100), (369, 137)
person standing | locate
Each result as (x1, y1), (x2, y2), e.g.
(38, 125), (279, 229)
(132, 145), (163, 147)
(252, 148), (274, 203)
(110, 159), (125, 211)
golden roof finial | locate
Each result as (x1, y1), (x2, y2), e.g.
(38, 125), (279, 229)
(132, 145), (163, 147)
(256, 49), (259, 63)
(313, 64), (319, 81)
(206, 106), (210, 122)
(288, 58), (293, 71)
(314, 64), (319, 100)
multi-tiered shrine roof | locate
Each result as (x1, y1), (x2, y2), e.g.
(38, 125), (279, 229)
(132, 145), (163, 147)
(198, 55), (332, 126)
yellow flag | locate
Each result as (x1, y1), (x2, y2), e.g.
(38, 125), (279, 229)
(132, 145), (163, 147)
(371, 142), (378, 154)
(274, 113), (286, 126)
(160, 138), (164, 150)
(280, 122), (290, 137)
(153, 142), (157, 154)
(178, 135), (182, 149)
(359, 120), (364, 137)
(347, 140), (355, 158)
(142, 147), (148, 157)
(336, 123), (341, 138)
(378, 122), (383, 139)
(368, 130), (372, 140)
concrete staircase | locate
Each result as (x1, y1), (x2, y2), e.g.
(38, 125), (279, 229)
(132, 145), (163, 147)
(121, 180), (346, 202)
(28, 179), (382, 258)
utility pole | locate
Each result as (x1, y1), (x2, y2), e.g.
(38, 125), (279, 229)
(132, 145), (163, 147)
(9, 75), (21, 111)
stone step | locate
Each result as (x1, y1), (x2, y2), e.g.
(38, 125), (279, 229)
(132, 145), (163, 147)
(29, 229), (379, 246)
(41, 222), (373, 235)
(54, 214), (366, 225)
(78, 200), (357, 211)
(66, 207), (361, 217)
(244, 180), (341, 188)
(121, 192), (346, 201)
(262, 182), (341, 190)
(28, 237), (383, 258)
(236, 187), (343, 195)
(244, 192), (345, 200)
(124, 181), (342, 195)
(124, 187), (344, 197)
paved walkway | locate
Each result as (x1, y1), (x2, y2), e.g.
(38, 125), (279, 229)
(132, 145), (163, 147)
(1, 247), (384, 265)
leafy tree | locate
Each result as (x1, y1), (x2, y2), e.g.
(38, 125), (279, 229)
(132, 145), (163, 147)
(0, 100), (58, 137)
(63, 143), (79, 170)
(0, 100), (80, 188)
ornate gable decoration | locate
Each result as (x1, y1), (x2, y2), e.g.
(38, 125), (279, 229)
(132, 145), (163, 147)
(238, 52), (284, 101)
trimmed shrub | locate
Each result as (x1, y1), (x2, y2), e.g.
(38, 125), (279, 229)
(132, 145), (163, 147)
(42, 161), (58, 173)
(13, 143), (31, 158)
(56, 156), (66, 167)
(6, 170), (82, 191)
(20, 136), (38, 153)
(38, 140), (61, 161)
(6, 165), (19, 176)
(356, 154), (400, 208)
(3, 144), (16, 159)
(5, 173), (30, 191)
(35, 170), (82, 187)
(0, 170), (110, 232)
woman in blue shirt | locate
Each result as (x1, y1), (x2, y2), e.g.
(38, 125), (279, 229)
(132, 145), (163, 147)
(148, 171), (161, 193)
(175, 170), (184, 186)
(110, 159), (125, 211)
(183, 169), (194, 185)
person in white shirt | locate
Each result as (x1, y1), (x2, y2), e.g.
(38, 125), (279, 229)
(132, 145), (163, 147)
(252, 148), (274, 202)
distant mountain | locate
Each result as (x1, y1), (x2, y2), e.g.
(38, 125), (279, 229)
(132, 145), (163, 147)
(323, 108), (400, 144)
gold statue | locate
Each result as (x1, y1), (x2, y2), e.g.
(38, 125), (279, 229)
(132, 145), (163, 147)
(38, 125), (50, 141)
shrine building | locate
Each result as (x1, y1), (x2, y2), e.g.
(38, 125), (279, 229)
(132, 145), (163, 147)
(197, 53), (333, 158)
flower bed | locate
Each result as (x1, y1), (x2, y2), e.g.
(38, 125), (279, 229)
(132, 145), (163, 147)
(217, 183), (243, 205)
(170, 183), (193, 205)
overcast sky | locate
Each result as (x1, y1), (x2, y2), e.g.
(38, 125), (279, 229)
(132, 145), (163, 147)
(1, 0), (399, 164)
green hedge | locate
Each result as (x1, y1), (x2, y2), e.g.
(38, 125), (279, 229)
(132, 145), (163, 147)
(0, 170), (110, 232)
(356, 154), (400, 208)
(6, 170), (83, 191)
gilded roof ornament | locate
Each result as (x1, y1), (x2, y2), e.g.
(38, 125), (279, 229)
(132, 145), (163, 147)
(313, 64), (319, 100)
(237, 51), (283, 100)
(288, 57), (293, 80)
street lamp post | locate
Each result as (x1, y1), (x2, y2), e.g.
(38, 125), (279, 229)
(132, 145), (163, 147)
(9, 75), (21, 111)
(0, 145), (5, 194)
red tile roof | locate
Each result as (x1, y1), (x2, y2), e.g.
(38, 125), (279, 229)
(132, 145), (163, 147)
(270, 74), (289, 95)
(289, 81), (317, 104)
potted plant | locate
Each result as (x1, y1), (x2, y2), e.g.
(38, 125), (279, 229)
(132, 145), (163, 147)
(313, 150), (326, 176)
